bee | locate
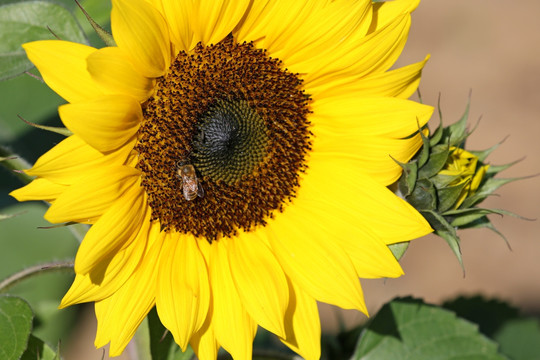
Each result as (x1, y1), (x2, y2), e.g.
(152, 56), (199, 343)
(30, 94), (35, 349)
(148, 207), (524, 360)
(176, 158), (204, 201)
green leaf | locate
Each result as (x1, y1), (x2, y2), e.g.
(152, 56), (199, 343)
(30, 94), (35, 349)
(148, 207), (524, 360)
(352, 297), (507, 360)
(442, 296), (520, 338)
(147, 307), (194, 360)
(20, 335), (57, 360)
(0, 0), (88, 80)
(0, 295), (34, 360)
(148, 307), (174, 360)
(493, 318), (540, 360)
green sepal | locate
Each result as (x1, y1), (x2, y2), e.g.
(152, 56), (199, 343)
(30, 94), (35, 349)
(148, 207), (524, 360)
(0, 212), (25, 221)
(0, 145), (34, 185)
(388, 241), (410, 261)
(18, 115), (72, 136)
(429, 118), (444, 147)
(418, 144), (450, 179)
(437, 179), (470, 213)
(421, 209), (464, 269)
(416, 126), (431, 168)
(444, 97), (471, 147)
(396, 159), (417, 197)
(460, 177), (520, 209)
(430, 173), (462, 188)
(485, 158), (523, 175)
(459, 216), (511, 249)
(74, 0), (115, 46)
(407, 178), (437, 211)
(435, 229), (464, 272)
(448, 209), (499, 227)
(428, 96), (444, 147)
(469, 137), (508, 162)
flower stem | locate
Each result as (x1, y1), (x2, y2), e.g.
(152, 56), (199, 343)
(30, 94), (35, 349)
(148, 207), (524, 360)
(0, 261), (74, 292)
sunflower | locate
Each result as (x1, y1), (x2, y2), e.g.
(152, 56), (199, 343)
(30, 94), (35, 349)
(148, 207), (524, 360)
(11, 0), (434, 358)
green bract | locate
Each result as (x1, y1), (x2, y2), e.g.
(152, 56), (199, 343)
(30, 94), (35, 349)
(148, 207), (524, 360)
(397, 99), (522, 270)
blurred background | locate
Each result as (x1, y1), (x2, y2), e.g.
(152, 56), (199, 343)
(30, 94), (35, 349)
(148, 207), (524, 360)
(0, 0), (539, 359)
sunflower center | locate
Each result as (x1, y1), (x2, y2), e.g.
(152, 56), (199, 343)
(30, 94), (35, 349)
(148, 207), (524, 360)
(193, 99), (268, 184)
(136, 35), (311, 241)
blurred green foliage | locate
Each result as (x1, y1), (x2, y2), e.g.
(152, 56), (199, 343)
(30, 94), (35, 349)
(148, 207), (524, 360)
(0, 0), (111, 350)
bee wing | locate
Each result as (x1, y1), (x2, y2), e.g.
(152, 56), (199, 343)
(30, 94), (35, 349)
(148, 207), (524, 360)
(197, 181), (205, 198)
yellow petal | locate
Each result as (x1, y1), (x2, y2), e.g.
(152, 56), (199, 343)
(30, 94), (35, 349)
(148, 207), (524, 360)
(111, 0), (170, 77)
(58, 95), (142, 152)
(60, 210), (150, 307)
(304, 14), (410, 89)
(22, 40), (102, 103)
(371, 0), (419, 33)
(232, 0), (273, 43)
(301, 154), (432, 245)
(45, 165), (141, 224)
(313, 127), (424, 185)
(311, 96), (433, 138)
(237, 1), (321, 53)
(280, 278), (321, 360)
(191, 0), (251, 46)
(190, 316), (219, 360)
(271, 0), (372, 73)
(266, 208), (367, 312)
(228, 233), (288, 338)
(156, 233), (210, 351)
(94, 231), (164, 355)
(73, 185), (146, 274)
(87, 47), (155, 102)
(26, 135), (132, 185)
(158, 0), (194, 51)
(10, 178), (66, 202)
(311, 55), (429, 101)
(209, 240), (257, 360)
(292, 197), (404, 279)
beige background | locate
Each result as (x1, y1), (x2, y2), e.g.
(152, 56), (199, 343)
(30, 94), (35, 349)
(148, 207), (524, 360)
(67, 1), (540, 358)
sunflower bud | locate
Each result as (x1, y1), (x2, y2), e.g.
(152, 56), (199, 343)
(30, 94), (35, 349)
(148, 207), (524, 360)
(397, 99), (521, 269)
(435, 147), (489, 210)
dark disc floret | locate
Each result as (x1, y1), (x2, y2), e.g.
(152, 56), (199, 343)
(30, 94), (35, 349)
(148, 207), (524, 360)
(135, 35), (312, 241)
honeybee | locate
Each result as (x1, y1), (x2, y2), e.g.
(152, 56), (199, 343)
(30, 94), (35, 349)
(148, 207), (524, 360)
(176, 159), (204, 201)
